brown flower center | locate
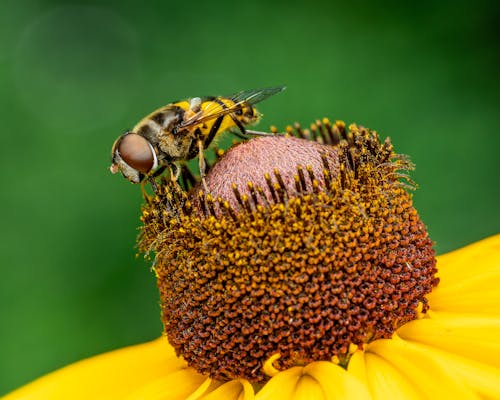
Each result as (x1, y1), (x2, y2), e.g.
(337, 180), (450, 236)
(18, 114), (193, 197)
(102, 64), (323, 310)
(139, 119), (438, 383)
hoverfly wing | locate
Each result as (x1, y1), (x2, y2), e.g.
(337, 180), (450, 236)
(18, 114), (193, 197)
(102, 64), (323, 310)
(229, 85), (286, 106)
(179, 105), (238, 129)
(179, 86), (286, 129)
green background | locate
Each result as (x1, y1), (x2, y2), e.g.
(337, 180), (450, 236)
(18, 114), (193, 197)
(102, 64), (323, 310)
(1, 0), (499, 394)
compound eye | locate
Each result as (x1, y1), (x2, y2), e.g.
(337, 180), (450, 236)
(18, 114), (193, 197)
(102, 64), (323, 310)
(117, 134), (156, 174)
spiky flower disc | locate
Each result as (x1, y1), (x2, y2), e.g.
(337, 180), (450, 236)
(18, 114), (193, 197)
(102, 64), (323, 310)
(139, 120), (438, 383)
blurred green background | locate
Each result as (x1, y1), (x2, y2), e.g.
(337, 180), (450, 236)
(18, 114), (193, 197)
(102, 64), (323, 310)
(1, 0), (499, 394)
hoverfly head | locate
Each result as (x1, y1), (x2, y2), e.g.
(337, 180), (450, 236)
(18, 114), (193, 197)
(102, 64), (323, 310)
(110, 132), (158, 183)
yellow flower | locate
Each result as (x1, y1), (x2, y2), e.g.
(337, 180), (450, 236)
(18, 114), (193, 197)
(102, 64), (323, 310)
(4, 120), (499, 400)
(4, 236), (499, 399)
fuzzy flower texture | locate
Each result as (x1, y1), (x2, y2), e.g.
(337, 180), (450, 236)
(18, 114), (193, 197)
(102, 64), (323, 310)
(5, 120), (500, 400)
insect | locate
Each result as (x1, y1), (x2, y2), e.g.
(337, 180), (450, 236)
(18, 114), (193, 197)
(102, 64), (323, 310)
(110, 86), (286, 190)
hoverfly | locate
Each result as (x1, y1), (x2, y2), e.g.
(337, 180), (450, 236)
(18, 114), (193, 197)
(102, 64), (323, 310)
(110, 86), (285, 191)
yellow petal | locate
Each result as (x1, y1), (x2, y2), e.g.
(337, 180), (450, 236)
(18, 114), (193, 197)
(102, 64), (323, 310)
(292, 375), (325, 400)
(197, 379), (254, 400)
(428, 288), (500, 315)
(254, 367), (302, 399)
(427, 235), (500, 315)
(429, 234), (500, 315)
(395, 338), (500, 399)
(434, 234), (500, 282)
(303, 362), (371, 400)
(428, 273), (500, 315)
(397, 313), (500, 367)
(3, 337), (206, 400)
(126, 369), (208, 400)
(430, 349), (500, 399)
(366, 338), (480, 399)
(348, 350), (423, 400)
(255, 362), (370, 400)
(185, 378), (221, 400)
(346, 351), (368, 386)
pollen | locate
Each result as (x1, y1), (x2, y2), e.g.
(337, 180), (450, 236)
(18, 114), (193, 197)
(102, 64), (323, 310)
(139, 120), (438, 383)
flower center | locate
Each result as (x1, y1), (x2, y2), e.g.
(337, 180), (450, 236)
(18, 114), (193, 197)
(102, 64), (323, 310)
(139, 119), (438, 383)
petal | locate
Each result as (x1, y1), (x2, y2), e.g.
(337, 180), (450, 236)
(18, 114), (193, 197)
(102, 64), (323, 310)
(197, 379), (254, 400)
(125, 370), (209, 400)
(293, 375), (325, 400)
(359, 338), (481, 399)
(255, 367), (302, 399)
(348, 351), (422, 400)
(303, 362), (371, 400)
(255, 362), (370, 400)
(397, 313), (500, 367)
(429, 234), (500, 315)
(428, 349), (500, 399)
(434, 234), (500, 283)
(398, 338), (500, 399)
(3, 337), (207, 400)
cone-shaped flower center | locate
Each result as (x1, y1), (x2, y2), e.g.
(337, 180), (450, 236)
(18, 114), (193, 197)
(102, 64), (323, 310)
(139, 120), (438, 383)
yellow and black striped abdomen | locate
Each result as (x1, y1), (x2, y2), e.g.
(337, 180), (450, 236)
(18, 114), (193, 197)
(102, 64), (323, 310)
(173, 96), (259, 147)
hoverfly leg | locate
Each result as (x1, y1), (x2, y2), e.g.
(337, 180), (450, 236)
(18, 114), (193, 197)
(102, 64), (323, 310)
(230, 129), (247, 140)
(152, 165), (167, 178)
(148, 176), (160, 195)
(229, 113), (278, 137)
(230, 113), (248, 135)
(140, 180), (149, 198)
(201, 177), (208, 192)
(145, 165), (168, 196)
(168, 163), (181, 183)
(245, 129), (280, 136)
(197, 139), (209, 192)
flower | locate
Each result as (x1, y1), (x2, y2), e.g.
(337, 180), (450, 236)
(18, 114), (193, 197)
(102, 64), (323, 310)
(4, 120), (499, 400)
(140, 121), (437, 383)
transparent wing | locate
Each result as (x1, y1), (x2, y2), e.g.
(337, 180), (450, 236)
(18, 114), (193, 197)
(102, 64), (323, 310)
(179, 86), (286, 129)
(229, 85), (286, 105)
